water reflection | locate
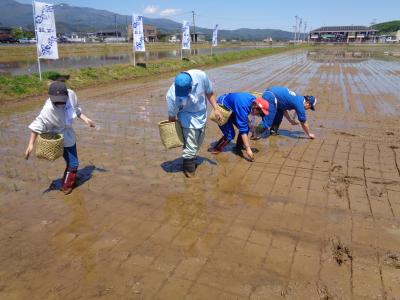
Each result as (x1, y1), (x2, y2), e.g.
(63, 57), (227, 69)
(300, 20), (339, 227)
(307, 50), (371, 63)
(0, 46), (279, 75)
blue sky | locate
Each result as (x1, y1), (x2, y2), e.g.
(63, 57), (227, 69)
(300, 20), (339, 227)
(19, 0), (400, 31)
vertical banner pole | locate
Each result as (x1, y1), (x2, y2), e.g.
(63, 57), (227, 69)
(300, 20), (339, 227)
(37, 56), (42, 80)
(32, 0), (42, 80)
(132, 14), (145, 66)
(181, 21), (190, 60)
(211, 24), (218, 57)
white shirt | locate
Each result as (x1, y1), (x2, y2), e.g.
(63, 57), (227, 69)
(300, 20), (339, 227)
(166, 69), (213, 129)
(28, 89), (82, 147)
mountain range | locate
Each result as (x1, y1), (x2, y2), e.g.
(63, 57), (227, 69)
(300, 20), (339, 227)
(0, 0), (294, 40)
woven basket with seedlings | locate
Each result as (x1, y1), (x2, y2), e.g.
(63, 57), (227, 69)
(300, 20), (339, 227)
(209, 104), (232, 126)
(158, 120), (184, 149)
(35, 133), (64, 161)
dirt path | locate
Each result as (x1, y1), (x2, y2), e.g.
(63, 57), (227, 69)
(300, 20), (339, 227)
(1, 50), (400, 299)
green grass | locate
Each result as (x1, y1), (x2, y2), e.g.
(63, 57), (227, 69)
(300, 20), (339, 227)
(0, 45), (306, 103)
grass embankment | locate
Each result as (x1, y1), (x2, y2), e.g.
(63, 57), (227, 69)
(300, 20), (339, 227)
(0, 45), (305, 104)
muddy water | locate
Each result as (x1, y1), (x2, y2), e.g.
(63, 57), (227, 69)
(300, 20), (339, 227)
(1, 50), (400, 299)
(0, 45), (281, 75)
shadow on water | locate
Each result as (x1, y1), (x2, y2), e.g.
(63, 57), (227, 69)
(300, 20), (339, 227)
(273, 129), (308, 139)
(161, 156), (217, 173)
(257, 129), (307, 139)
(43, 165), (108, 193)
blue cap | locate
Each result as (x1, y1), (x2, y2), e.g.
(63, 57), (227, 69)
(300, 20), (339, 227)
(305, 95), (317, 111)
(174, 72), (192, 97)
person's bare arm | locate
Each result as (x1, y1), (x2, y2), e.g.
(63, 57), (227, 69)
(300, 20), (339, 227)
(300, 121), (315, 139)
(79, 113), (95, 127)
(241, 133), (255, 161)
(207, 92), (222, 121)
(284, 110), (299, 125)
(25, 131), (38, 160)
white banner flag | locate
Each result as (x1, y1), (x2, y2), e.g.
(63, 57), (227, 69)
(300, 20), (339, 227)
(181, 21), (191, 50)
(132, 14), (145, 52)
(212, 24), (218, 47)
(33, 1), (58, 59)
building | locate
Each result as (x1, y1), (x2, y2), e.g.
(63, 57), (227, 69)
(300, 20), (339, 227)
(96, 31), (126, 43)
(0, 27), (17, 43)
(167, 34), (180, 43)
(144, 25), (157, 42)
(127, 25), (157, 42)
(310, 26), (378, 43)
(190, 32), (206, 43)
(378, 30), (400, 43)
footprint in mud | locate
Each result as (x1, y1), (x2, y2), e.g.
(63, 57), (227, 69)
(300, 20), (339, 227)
(330, 165), (342, 172)
(369, 186), (385, 197)
(330, 236), (353, 266)
(317, 284), (334, 300)
(384, 252), (400, 269)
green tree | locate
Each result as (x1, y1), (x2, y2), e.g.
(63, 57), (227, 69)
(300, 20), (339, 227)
(11, 27), (34, 39)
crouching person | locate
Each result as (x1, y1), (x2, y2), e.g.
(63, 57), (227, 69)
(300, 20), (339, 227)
(166, 70), (221, 178)
(208, 92), (269, 161)
(25, 81), (95, 194)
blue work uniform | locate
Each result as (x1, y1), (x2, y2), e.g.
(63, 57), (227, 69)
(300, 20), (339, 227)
(216, 92), (255, 141)
(260, 90), (278, 128)
(263, 86), (306, 129)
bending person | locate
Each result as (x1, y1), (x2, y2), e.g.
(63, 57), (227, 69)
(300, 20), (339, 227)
(209, 92), (269, 161)
(166, 70), (221, 178)
(259, 86), (317, 139)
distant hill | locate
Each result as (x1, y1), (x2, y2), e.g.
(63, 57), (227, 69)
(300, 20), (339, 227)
(372, 20), (400, 34)
(0, 0), (293, 40)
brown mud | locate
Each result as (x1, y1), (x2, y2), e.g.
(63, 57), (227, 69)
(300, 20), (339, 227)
(1, 50), (400, 299)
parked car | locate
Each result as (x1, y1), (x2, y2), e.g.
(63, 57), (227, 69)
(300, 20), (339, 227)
(58, 36), (69, 43)
(0, 36), (18, 43)
(18, 38), (36, 44)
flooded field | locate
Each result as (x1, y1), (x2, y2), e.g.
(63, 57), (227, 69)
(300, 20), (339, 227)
(1, 49), (400, 299)
(0, 45), (281, 75)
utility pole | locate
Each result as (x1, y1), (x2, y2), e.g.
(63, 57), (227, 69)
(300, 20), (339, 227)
(294, 16), (298, 41)
(304, 22), (307, 41)
(298, 18), (302, 41)
(114, 14), (117, 38)
(192, 10), (196, 43)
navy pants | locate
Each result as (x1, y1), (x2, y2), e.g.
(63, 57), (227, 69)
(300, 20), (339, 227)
(260, 92), (279, 129)
(218, 114), (243, 141)
(63, 144), (79, 171)
(271, 110), (284, 129)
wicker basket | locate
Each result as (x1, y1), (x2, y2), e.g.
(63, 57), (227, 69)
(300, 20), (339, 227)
(209, 104), (232, 126)
(250, 91), (263, 98)
(35, 133), (64, 161)
(158, 120), (184, 149)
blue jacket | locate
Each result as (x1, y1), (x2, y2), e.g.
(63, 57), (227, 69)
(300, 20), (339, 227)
(217, 92), (255, 134)
(266, 86), (306, 123)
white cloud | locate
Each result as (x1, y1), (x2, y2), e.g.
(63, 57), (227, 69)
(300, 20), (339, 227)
(144, 5), (159, 14)
(160, 8), (181, 17)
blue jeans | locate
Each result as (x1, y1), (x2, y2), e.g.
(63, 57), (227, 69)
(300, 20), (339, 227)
(63, 144), (79, 171)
